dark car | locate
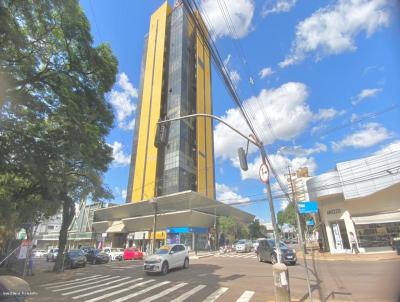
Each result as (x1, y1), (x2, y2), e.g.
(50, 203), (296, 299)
(64, 249), (87, 269)
(257, 239), (297, 265)
(85, 249), (109, 264)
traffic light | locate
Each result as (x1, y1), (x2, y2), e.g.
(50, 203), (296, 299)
(155, 121), (168, 148)
(238, 147), (248, 171)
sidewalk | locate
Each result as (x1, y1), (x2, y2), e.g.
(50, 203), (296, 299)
(297, 250), (398, 262)
(189, 251), (216, 260)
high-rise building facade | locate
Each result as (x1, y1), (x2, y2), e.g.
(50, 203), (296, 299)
(126, 1), (215, 203)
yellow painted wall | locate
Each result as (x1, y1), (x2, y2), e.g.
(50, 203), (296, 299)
(196, 16), (215, 199)
(131, 2), (171, 202)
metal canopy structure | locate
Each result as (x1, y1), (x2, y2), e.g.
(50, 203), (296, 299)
(93, 191), (254, 230)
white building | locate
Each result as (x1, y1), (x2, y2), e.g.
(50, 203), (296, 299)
(306, 149), (400, 254)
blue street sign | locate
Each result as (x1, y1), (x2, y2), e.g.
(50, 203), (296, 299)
(298, 201), (318, 214)
(306, 219), (315, 226)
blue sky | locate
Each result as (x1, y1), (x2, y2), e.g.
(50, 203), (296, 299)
(79, 0), (400, 222)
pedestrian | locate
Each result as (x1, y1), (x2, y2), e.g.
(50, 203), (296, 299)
(350, 232), (359, 254)
(27, 245), (36, 276)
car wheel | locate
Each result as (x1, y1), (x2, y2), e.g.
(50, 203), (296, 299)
(161, 261), (169, 275)
(290, 261), (297, 266)
(183, 258), (189, 269)
(271, 253), (277, 264)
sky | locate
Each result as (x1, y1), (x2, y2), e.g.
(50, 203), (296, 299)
(79, 0), (400, 222)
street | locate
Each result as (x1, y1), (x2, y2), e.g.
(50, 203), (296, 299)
(25, 253), (400, 302)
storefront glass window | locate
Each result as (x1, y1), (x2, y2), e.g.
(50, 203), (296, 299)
(355, 222), (400, 248)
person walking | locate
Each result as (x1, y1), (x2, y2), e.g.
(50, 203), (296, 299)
(350, 232), (359, 254)
(27, 245), (36, 276)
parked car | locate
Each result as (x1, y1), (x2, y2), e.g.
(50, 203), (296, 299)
(235, 239), (253, 253)
(64, 249), (87, 269)
(123, 247), (143, 261)
(103, 247), (124, 261)
(144, 244), (189, 275)
(80, 246), (95, 254)
(85, 249), (109, 264)
(253, 238), (267, 253)
(46, 249), (58, 262)
(257, 240), (297, 265)
(34, 249), (46, 258)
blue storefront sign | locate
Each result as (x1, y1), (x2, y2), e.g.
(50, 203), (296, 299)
(306, 219), (315, 226)
(298, 201), (318, 214)
(166, 227), (208, 234)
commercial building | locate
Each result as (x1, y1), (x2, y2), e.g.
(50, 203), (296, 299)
(307, 149), (400, 253)
(93, 1), (254, 252)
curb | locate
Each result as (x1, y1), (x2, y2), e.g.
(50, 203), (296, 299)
(189, 253), (215, 260)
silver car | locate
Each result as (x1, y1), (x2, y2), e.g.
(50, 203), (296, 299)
(235, 239), (252, 253)
(46, 248), (58, 262)
(144, 244), (189, 275)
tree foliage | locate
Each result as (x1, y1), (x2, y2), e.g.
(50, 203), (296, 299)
(0, 0), (118, 271)
(277, 202), (297, 226)
(218, 216), (249, 243)
(248, 219), (267, 239)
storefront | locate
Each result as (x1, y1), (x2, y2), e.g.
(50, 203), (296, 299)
(166, 227), (209, 251)
(307, 149), (400, 254)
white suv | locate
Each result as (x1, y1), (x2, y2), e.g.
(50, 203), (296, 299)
(144, 244), (189, 275)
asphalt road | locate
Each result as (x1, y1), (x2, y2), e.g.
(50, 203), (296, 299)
(23, 253), (400, 302)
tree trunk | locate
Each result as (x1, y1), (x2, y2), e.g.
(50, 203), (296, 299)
(53, 193), (75, 272)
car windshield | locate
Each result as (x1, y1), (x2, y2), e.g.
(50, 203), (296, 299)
(69, 250), (82, 257)
(267, 240), (287, 248)
(237, 240), (246, 244)
(111, 248), (121, 252)
(155, 246), (170, 254)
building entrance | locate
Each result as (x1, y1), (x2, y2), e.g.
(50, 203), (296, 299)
(330, 220), (350, 251)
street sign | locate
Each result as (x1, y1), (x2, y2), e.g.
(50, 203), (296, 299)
(298, 201), (318, 214)
(259, 163), (269, 183)
(306, 219), (315, 226)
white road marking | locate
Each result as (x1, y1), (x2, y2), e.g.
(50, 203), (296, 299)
(45, 275), (108, 289)
(52, 275), (119, 292)
(138, 282), (187, 302)
(110, 281), (171, 302)
(72, 278), (143, 300)
(170, 284), (207, 302)
(202, 287), (229, 302)
(84, 279), (155, 302)
(43, 275), (101, 287)
(61, 276), (131, 296)
(236, 290), (255, 302)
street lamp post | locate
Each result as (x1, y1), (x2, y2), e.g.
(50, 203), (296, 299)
(149, 198), (158, 254)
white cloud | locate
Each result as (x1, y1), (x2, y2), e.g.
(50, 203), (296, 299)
(332, 122), (391, 151)
(216, 183), (250, 204)
(351, 88), (382, 105)
(374, 140), (400, 155)
(279, 0), (391, 67)
(200, 0), (255, 39)
(121, 189), (127, 200)
(109, 141), (131, 167)
(314, 108), (345, 121)
(109, 72), (138, 130)
(223, 54), (241, 85)
(262, 0), (297, 17)
(214, 82), (312, 161)
(278, 143), (327, 157)
(259, 67), (274, 79)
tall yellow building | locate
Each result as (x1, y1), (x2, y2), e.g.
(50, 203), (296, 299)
(126, 1), (215, 203)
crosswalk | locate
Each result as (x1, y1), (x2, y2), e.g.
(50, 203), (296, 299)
(41, 274), (256, 302)
(214, 253), (257, 259)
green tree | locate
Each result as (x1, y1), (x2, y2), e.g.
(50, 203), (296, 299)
(248, 219), (267, 239)
(0, 0), (118, 272)
(277, 202), (297, 226)
(218, 216), (248, 243)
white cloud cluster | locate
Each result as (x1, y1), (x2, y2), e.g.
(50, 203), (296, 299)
(200, 0), (255, 39)
(278, 143), (327, 157)
(314, 108), (346, 121)
(279, 0), (391, 67)
(374, 140), (400, 155)
(332, 122), (391, 151)
(223, 54), (241, 85)
(259, 67), (274, 79)
(214, 82), (312, 161)
(216, 183), (250, 204)
(109, 141), (131, 167)
(109, 73), (138, 130)
(352, 88), (382, 105)
(262, 0), (297, 17)
(240, 154), (317, 181)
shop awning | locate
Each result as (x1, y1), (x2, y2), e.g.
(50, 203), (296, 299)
(106, 221), (126, 233)
(92, 221), (111, 233)
(352, 211), (400, 225)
